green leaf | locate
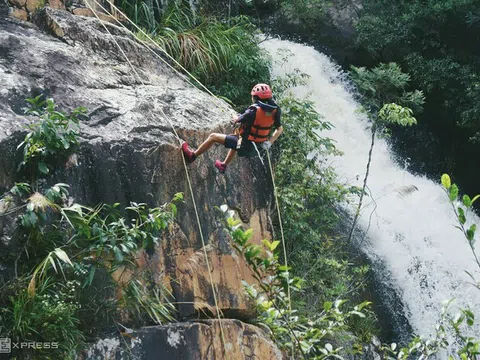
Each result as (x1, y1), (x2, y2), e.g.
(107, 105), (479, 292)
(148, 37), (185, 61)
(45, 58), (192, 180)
(458, 207), (466, 225)
(323, 301), (332, 311)
(441, 174), (451, 189)
(48, 256), (58, 273)
(38, 162), (49, 174)
(84, 266), (96, 287)
(64, 203), (83, 216)
(114, 247), (124, 262)
(54, 248), (73, 266)
(170, 203), (177, 217)
(462, 195), (472, 208)
(472, 194), (480, 205)
(351, 310), (366, 318)
(462, 309), (475, 326)
(172, 192), (184, 202)
(449, 184), (459, 201)
(243, 228), (253, 241)
(270, 240), (280, 251)
(467, 224), (476, 242)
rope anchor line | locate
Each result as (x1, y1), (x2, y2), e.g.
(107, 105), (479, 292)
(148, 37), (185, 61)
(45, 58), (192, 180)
(80, 2), (292, 355)
(83, 1), (229, 355)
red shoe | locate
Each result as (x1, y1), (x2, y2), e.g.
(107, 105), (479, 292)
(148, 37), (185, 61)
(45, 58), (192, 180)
(214, 160), (227, 174)
(182, 142), (197, 163)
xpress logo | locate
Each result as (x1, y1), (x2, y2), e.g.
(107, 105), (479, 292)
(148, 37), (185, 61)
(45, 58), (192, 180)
(0, 338), (59, 353)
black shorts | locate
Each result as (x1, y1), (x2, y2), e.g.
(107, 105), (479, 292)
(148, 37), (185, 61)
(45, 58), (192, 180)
(225, 135), (257, 157)
(224, 135), (239, 149)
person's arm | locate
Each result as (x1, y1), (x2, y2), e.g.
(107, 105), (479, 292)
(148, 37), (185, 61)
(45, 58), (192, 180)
(233, 107), (255, 124)
(269, 106), (283, 144)
(269, 126), (283, 144)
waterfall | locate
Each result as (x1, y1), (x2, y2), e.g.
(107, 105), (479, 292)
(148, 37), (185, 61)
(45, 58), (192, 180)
(262, 38), (480, 344)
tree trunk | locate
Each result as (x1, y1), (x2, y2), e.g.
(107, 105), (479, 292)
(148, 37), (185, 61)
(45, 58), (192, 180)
(347, 125), (376, 242)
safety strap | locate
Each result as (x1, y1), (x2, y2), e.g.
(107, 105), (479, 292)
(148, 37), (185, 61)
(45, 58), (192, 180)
(252, 125), (272, 130)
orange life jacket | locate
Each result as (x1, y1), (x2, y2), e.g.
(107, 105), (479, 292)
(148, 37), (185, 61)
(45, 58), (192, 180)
(240, 104), (276, 143)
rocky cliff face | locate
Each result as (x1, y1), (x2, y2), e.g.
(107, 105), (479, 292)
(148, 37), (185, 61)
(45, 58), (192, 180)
(0, 9), (281, 359)
(80, 320), (283, 360)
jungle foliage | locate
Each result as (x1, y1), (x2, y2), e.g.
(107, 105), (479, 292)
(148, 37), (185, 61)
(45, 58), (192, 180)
(270, 57), (378, 345)
(355, 0), (480, 142)
(118, 0), (271, 107)
(221, 207), (371, 359)
(355, 0), (480, 202)
(0, 99), (180, 359)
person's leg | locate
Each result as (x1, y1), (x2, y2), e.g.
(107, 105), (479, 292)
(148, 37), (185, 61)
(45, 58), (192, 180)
(194, 133), (226, 157)
(223, 149), (237, 165)
(182, 133), (226, 163)
(214, 135), (239, 173)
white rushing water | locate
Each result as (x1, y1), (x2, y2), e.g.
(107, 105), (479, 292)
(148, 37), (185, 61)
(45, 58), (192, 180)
(262, 38), (480, 341)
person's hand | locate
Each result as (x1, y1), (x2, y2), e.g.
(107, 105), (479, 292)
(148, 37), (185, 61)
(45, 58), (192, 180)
(231, 115), (239, 126)
(262, 141), (272, 150)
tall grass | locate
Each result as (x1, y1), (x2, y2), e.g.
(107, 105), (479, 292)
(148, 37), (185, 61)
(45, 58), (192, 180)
(119, 0), (271, 107)
(118, 0), (164, 33)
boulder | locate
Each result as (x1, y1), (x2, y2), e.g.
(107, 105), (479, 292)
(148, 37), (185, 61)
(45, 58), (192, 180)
(48, 0), (64, 9)
(71, 7), (120, 23)
(8, 7), (29, 21)
(25, 0), (42, 13)
(79, 319), (284, 360)
(8, 0), (27, 8)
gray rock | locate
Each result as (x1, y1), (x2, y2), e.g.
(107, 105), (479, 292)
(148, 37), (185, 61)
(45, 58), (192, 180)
(0, 9), (274, 319)
(78, 319), (284, 360)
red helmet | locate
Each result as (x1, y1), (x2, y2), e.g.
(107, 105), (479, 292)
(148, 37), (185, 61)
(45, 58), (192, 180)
(251, 83), (272, 99)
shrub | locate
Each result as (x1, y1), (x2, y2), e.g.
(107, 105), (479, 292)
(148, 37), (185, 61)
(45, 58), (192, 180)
(17, 96), (85, 178)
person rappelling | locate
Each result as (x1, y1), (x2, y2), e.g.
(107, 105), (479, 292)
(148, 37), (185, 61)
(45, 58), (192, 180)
(181, 83), (283, 173)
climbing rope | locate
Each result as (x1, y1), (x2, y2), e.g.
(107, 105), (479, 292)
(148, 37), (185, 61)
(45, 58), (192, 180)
(265, 150), (291, 313)
(83, 1), (292, 347)
(89, 0), (292, 317)
(83, 2), (228, 355)
(87, 0), (226, 106)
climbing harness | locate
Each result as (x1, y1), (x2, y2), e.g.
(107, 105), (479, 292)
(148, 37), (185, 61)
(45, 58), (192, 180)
(83, 0), (292, 349)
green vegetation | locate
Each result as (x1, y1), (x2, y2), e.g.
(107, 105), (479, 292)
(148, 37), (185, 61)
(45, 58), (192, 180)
(0, 99), (180, 359)
(277, 0), (328, 29)
(354, 0), (480, 204)
(120, 0), (270, 107)
(356, 0), (480, 141)
(270, 57), (378, 347)
(17, 96), (85, 178)
(222, 207), (370, 359)
(347, 63), (424, 242)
